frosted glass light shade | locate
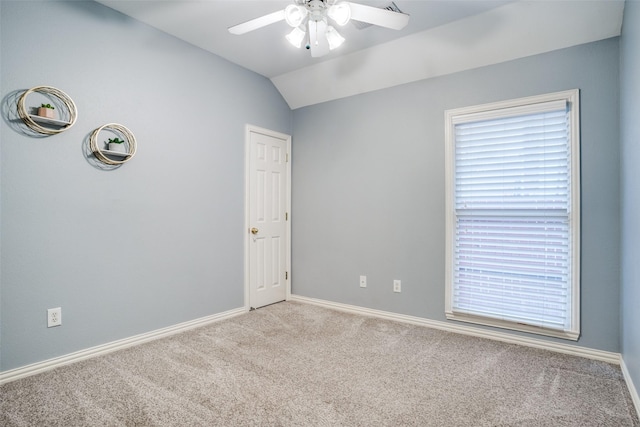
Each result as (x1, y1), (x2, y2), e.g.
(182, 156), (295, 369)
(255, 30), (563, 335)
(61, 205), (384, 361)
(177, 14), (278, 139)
(328, 3), (351, 26)
(326, 26), (345, 50)
(284, 5), (308, 27)
(286, 26), (306, 48)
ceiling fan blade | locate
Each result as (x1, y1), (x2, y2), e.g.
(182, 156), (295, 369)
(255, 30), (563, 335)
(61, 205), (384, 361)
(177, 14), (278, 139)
(309, 20), (330, 58)
(345, 2), (409, 30)
(228, 10), (286, 35)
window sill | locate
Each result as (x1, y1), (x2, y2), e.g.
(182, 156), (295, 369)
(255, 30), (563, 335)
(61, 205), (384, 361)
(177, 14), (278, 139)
(445, 311), (580, 341)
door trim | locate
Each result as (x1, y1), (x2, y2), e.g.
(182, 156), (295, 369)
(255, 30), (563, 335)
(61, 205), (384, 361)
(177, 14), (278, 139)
(244, 124), (292, 310)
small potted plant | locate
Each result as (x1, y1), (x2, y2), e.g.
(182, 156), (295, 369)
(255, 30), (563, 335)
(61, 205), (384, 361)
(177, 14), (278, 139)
(106, 137), (127, 153)
(37, 103), (55, 119)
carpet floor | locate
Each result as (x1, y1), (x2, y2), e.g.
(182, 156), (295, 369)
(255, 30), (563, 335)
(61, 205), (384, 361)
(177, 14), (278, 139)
(1, 301), (638, 426)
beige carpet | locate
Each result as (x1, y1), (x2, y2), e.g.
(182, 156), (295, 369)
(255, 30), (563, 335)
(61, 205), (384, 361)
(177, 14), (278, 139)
(1, 301), (638, 426)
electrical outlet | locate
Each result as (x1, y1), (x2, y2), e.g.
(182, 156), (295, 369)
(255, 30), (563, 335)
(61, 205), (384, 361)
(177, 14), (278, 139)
(393, 280), (401, 293)
(47, 307), (62, 328)
(360, 275), (367, 288)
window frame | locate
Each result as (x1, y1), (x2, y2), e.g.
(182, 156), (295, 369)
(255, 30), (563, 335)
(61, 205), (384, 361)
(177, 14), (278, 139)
(444, 89), (581, 341)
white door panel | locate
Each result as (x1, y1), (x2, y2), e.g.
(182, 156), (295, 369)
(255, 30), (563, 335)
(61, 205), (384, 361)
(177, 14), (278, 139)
(247, 127), (290, 309)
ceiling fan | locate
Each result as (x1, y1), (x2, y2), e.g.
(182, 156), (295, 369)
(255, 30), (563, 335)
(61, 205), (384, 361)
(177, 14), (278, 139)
(228, 0), (410, 58)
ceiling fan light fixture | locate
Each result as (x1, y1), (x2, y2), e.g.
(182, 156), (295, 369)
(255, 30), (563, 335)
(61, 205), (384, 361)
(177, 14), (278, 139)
(327, 2), (351, 26)
(284, 4), (308, 27)
(326, 25), (345, 50)
(286, 26), (306, 48)
(229, 0), (409, 58)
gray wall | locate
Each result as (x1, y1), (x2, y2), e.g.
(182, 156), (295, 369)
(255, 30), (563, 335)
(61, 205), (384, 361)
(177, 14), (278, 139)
(621, 0), (640, 397)
(292, 38), (621, 352)
(0, 1), (292, 371)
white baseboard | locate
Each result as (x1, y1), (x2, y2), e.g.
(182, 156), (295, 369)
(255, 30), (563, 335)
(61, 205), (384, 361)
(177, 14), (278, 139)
(0, 306), (247, 385)
(621, 357), (640, 421)
(289, 294), (621, 364)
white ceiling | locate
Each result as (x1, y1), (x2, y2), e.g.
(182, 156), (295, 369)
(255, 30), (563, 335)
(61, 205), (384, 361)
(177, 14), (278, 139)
(97, 0), (625, 109)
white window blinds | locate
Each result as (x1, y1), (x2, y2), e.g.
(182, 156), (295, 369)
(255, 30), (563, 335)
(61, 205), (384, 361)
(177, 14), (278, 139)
(445, 91), (580, 340)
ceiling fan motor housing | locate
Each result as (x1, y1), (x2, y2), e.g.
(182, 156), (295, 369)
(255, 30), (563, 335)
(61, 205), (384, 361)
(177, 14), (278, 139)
(308, 0), (328, 22)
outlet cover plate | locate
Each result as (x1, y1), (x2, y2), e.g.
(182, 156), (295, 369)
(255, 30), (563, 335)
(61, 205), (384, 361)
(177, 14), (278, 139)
(393, 280), (401, 293)
(47, 307), (62, 327)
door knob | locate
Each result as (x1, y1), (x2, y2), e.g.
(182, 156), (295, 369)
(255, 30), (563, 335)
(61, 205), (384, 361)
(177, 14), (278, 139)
(250, 227), (259, 235)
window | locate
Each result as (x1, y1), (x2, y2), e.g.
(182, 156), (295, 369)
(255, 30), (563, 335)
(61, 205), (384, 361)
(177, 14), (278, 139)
(444, 90), (580, 340)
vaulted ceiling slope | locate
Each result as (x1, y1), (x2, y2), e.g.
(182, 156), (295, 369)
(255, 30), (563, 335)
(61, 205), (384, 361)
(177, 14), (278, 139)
(98, 0), (624, 109)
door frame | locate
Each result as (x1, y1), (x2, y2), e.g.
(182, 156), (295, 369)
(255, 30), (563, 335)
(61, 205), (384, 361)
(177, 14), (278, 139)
(244, 124), (292, 310)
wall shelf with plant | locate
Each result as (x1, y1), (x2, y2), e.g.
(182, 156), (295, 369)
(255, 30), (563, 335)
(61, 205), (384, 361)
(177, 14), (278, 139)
(89, 123), (137, 165)
(17, 86), (77, 135)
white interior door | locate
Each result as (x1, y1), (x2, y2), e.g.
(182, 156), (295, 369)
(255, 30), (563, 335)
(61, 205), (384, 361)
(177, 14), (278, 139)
(246, 126), (290, 309)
